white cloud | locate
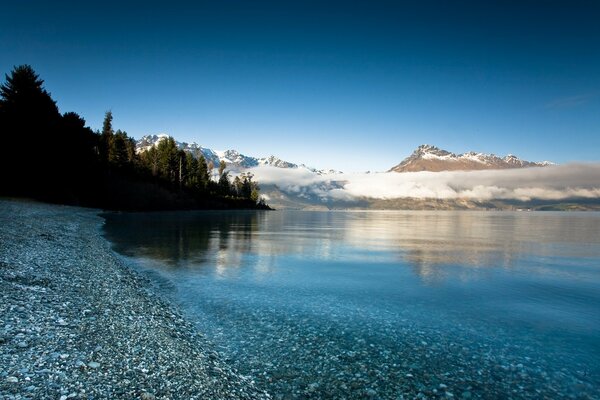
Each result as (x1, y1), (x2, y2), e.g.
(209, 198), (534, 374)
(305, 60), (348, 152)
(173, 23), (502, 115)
(249, 164), (600, 201)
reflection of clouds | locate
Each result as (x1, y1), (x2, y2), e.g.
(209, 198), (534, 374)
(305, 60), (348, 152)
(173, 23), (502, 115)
(247, 211), (600, 284)
(340, 211), (600, 282)
(105, 210), (600, 283)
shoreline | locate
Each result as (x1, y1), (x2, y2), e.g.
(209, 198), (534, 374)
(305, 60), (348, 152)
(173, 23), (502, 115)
(0, 199), (270, 399)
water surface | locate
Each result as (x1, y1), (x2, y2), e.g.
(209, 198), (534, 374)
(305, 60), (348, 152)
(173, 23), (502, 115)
(103, 211), (600, 399)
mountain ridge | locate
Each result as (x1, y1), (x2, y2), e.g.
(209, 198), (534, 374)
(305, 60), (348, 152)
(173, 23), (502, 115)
(135, 134), (341, 174)
(389, 144), (553, 173)
(137, 136), (553, 174)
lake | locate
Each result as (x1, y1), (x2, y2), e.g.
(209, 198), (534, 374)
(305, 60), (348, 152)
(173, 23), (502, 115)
(102, 210), (600, 399)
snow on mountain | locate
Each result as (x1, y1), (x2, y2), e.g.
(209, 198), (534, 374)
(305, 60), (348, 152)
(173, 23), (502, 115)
(134, 136), (598, 210)
(135, 134), (340, 173)
(390, 144), (553, 173)
(136, 134), (221, 166)
(215, 149), (259, 168)
(259, 155), (298, 169)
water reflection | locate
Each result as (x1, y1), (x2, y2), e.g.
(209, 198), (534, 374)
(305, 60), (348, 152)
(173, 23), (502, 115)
(103, 211), (262, 269)
(103, 210), (600, 282)
(102, 210), (600, 399)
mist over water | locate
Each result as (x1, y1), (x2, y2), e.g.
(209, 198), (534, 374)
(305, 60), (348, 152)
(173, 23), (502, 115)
(249, 163), (600, 202)
(103, 211), (600, 399)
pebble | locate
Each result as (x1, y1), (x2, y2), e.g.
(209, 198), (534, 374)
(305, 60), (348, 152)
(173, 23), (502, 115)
(0, 201), (270, 400)
(2, 199), (599, 400)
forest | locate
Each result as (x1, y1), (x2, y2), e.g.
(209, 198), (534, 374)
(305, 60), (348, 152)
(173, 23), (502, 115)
(0, 65), (270, 211)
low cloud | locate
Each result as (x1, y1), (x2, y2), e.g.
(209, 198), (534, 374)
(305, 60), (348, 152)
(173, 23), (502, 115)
(249, 164), (600, 202)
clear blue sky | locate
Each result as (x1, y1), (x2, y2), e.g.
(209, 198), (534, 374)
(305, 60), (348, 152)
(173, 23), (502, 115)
(1, 0), (599, 172)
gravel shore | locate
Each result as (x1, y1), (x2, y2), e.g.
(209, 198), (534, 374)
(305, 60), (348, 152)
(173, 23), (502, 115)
(0, 199), (270, 400)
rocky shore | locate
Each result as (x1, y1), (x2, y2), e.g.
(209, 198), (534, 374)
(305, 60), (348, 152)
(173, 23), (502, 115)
(0, 199), (270, 400)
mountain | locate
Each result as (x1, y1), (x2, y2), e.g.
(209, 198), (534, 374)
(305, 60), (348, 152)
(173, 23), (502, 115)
(136, 136), (598, 212)
(136, 134), (222, 167)
(389, 144), (553, 173)
(135, 134), (340, 174)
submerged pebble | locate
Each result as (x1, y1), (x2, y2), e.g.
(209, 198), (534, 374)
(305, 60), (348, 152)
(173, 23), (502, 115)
(0, 200), (269, 399)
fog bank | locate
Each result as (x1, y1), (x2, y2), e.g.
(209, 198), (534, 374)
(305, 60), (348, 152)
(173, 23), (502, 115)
(249, 164), (600, 201)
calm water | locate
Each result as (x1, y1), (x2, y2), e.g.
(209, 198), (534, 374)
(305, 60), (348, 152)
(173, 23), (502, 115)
(103, 211), (600, 399)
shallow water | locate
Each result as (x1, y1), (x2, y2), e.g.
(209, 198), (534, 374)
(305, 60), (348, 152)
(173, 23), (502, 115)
(103, 210), (600, 399)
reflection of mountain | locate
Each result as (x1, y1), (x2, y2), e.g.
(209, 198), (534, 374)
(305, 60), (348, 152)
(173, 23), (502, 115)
(103, 210), (600, 283)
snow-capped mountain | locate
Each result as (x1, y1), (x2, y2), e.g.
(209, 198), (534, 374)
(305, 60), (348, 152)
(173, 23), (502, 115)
(389, 144), (553, 173)
(135, 134), (339, 174)
(136, 134), (222, 166)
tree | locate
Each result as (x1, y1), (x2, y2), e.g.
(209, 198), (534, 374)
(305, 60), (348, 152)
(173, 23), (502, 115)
(218, 170), (231, 195)
(99, 111), (114, 163)
(0, 65), (59, 126)
(185, 154), (199, 188)
(109, 129), (129, 169)
(58, 111), (98, 169)
(0, 65), (60, 193)
(240, 173), (253, 199)
(54, 111), (100, 197)
(102, 110), (114, 137)
(0, 65), (270, 210)
(233, 175), (242, 196)
(197, 155), (210, 190)
(156, 136), (179, 184)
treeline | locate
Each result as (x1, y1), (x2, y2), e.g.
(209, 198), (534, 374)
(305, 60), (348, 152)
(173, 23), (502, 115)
(0, 65), (269, 211)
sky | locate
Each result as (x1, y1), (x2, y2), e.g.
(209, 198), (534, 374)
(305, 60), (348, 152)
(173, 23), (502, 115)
(1, 0), (599, 172)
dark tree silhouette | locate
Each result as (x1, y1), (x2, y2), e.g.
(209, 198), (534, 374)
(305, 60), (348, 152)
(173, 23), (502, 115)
(0, 65), (61, 195)
(55, 111), (100, 194)
(0, 65), (270, 210)
(0, 65), (59, 124)
(99, 111), (114, 164)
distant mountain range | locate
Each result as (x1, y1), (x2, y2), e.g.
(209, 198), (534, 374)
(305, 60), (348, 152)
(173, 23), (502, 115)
(389, 144), (553, 173)
(137, 136), (552, 174)
(136, 134), (341, 174)
(133, 135), (600, 211)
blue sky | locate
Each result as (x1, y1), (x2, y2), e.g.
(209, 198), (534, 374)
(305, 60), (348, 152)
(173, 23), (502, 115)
(1, 0), (599, 172)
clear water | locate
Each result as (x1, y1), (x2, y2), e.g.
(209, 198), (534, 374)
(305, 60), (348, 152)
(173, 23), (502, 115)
(103, 211), (600, 399)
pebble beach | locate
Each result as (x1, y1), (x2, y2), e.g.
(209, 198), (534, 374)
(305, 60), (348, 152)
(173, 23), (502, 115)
(0, 199), (270, 400)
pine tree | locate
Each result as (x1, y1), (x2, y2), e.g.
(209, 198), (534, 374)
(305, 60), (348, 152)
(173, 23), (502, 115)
(0, 65), (59, 125)
(142, 146), (159, 176)
(0, 65), (61, 193)
(99, 111), (114, 163)
(157, 136), (179, 184)
(197, 155), (210, 190)
(218, 171), (231, 196)
(109, 129), (129, 169)
(241, 173), (253, 199)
